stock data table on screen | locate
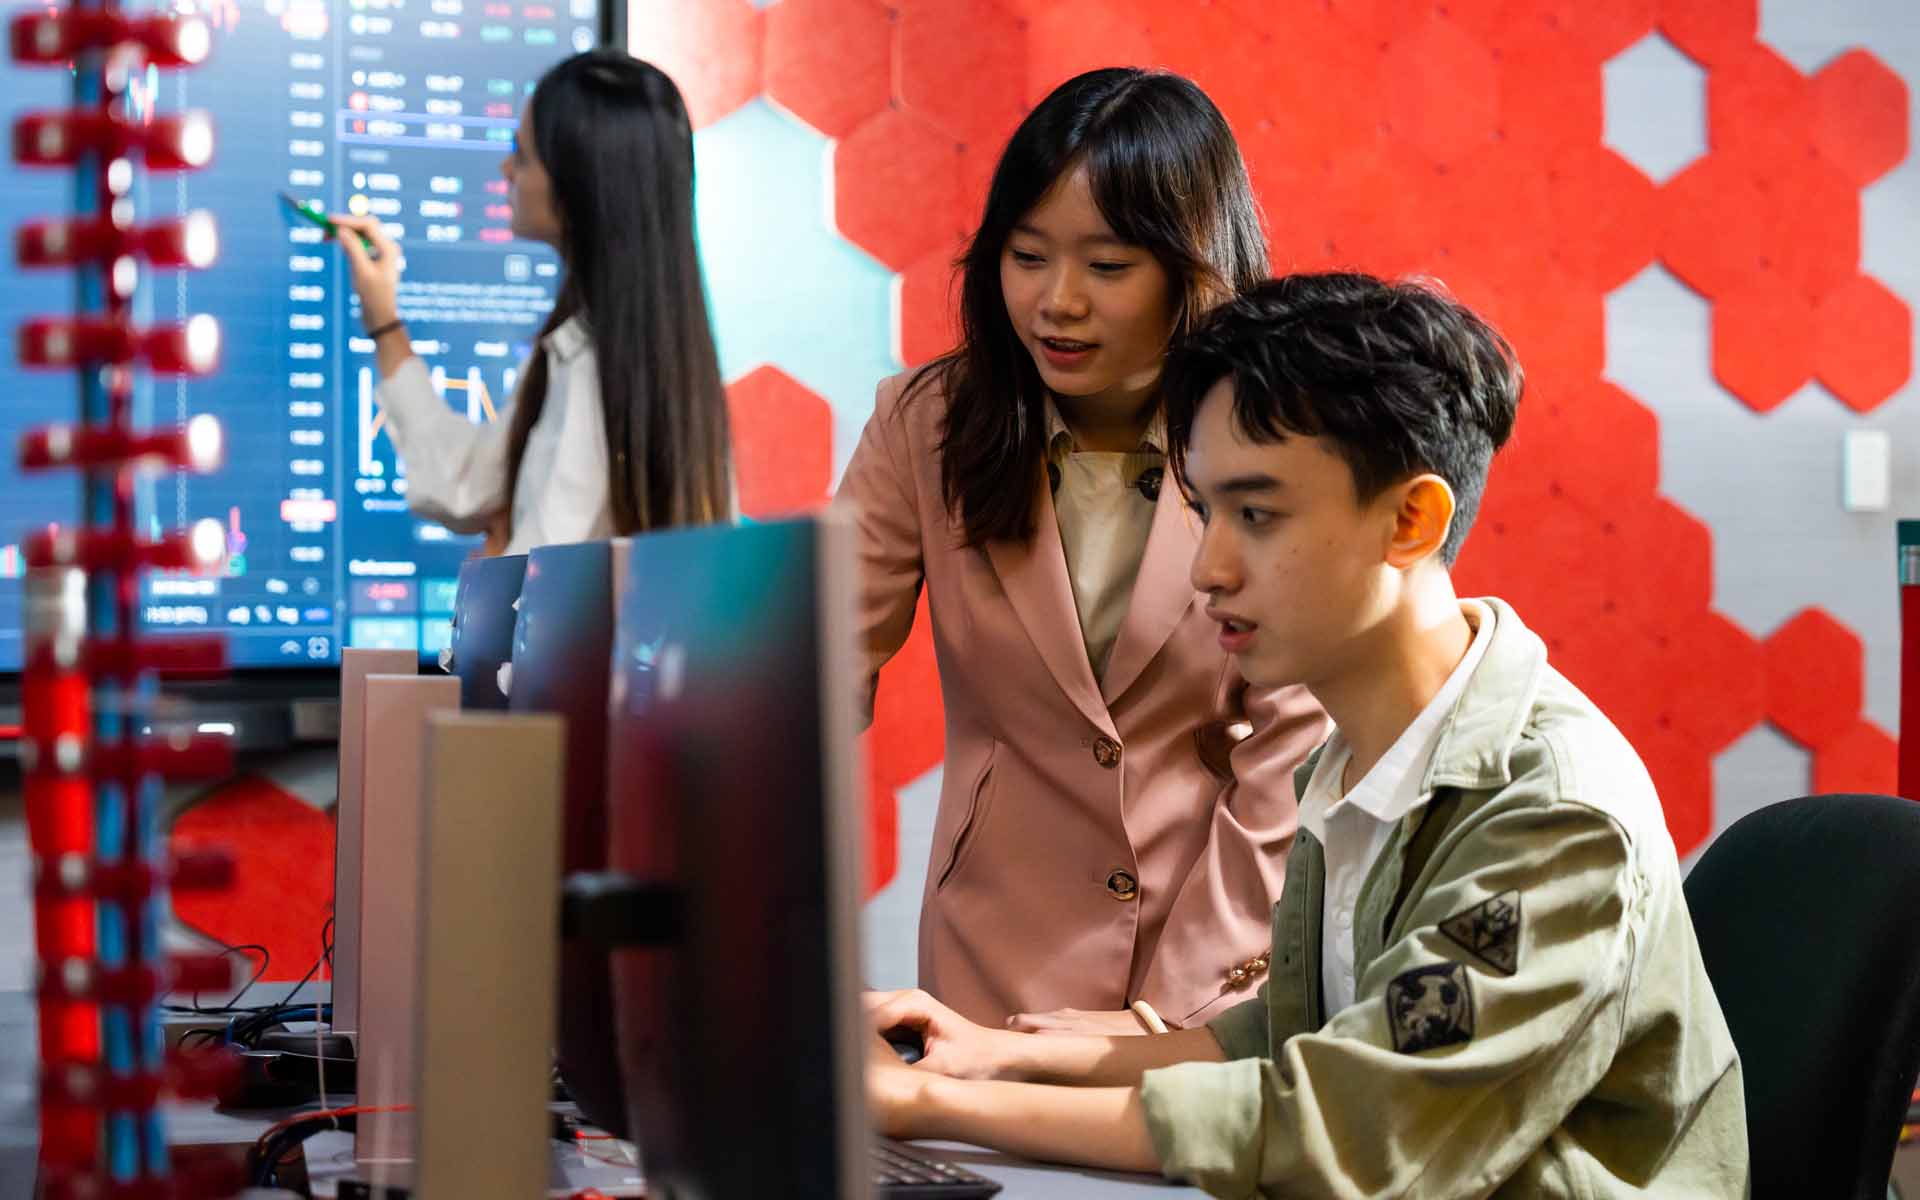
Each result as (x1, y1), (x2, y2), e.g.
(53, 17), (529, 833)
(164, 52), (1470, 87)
(0, 0), (593, 669)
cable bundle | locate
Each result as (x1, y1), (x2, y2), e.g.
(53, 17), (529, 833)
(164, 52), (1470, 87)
(10, 2), (245, 1194)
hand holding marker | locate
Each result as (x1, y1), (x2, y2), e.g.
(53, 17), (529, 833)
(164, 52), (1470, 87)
(278, 191), (380, 260)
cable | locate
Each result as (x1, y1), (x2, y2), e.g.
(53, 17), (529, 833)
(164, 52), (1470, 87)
(246, 1104), (412, 1187)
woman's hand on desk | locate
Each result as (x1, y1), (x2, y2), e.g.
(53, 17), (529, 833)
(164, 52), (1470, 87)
(864, 988), (1025, 1082)
(332, 214), (404, 330)
(1007, 1008), (1150, 1037)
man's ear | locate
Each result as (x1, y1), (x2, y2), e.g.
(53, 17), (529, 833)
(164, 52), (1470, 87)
(1384, 474), (1455, 570)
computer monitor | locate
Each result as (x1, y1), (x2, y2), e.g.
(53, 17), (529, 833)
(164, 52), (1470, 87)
(507, 538), (628, 1135)
(604, 516), (868, 1198)
(442, 552), (527, 710)
(0, 0), (619, 672)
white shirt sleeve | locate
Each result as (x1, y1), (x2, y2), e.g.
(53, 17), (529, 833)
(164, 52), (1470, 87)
(515, 342), (613, 550)
(377, 355), (510, 533)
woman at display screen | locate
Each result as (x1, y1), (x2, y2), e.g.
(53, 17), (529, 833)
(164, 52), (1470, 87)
(332, 48), (731, 554)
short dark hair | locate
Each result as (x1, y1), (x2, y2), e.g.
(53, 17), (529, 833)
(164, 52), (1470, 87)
(909, 67), (1268, 547)
(1163, 273), (1523, 565)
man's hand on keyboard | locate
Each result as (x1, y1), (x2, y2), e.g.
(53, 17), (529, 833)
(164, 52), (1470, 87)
(864, 988), (1026, 1081)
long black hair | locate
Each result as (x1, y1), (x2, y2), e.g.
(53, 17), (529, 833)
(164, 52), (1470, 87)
(908, 67), (1268, 547)
(503, 50), (730, 534)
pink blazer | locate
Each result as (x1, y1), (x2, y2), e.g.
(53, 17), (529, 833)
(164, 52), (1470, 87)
(838, 371), (1329, 1028)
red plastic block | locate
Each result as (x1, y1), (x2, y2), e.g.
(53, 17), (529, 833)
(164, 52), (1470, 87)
(1811, 719), (1898, 797)
(1810, 48), (1909, 188)
(897, 248), (962, 368)
(1763, 607), (1864, 750)
(1380, 17), (1499, 164)
(1655, 0), (1754, 67)
(1815, 274), (1913, 414)
(765, 0), (893, 139)
(1710, 289), (1817, 413)
(836, 107), (968, 271)
(630, 0), (764, 130)
(727, 365), (834, 518)
(897, 0), (1027, 144)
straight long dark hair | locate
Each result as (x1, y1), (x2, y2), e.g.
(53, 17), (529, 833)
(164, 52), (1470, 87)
(908, 68), (1268, 547)
(503, 50), (730, 534)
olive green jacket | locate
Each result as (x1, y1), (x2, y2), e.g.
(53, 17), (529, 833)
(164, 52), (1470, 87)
(1138, 599), (1749, 1198)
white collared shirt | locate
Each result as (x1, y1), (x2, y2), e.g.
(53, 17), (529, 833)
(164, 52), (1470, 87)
(1296, 599), (1494, 1014)
(1044, 401), (1166, 681)
(376, 313), (614, 555)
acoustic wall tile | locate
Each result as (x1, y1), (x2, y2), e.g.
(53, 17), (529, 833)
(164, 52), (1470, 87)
(1610, 496), (1714, 620)
(1763, 607), (1864, 750)
(865, 596), (946, 894)
(1546, 381), (1663, 512)
(1604, 32), (1707, 184)
(1651, 611), (1766, 752)
(764, 0), (893, 139)
(1661, 155), (1857, 302)
(1497, 40), (1606, 154)
(170, 776), (336, 977)
(1021, 0), (1156, 107)
(1814, 274), (1913, 413)
(727, 365), (835, 517)
(897, 0), (1027, 144)
(629, 0), (765, 129)
(836, 107), (968, 271)
(1545, 146), (1661, 289)
(1636, 726), (1715, 855)
(1808, 48), (1909, 188)
(895, 248), (961, 368)
(1380, 17), (1500, 165)
(1655, 0), (1756, 68)
(1811, 719), (1899, 797)
(1710, 289), (1817, 413)
(1705, 44), (1813, 163)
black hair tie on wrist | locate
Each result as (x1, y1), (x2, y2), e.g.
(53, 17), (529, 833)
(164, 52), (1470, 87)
(366, 318), (406, 340)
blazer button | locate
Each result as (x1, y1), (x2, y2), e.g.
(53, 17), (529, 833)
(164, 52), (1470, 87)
(1092, 735), (1121, 768)
(1105, 869), (1138, 901)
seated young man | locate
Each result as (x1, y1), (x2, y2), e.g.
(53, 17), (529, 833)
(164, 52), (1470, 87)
(865, 272), (1749, 1196)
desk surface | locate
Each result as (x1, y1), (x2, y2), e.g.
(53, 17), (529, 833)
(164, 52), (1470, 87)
(1, 991), (1204, 1197)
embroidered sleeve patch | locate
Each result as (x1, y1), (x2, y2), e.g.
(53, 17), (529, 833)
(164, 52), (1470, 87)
(1386, 963), (1475, 1054)
(1439, 890), (1521, 976)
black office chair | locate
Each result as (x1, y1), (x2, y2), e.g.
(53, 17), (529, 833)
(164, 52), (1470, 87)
(1684, 793), (1920, 1199)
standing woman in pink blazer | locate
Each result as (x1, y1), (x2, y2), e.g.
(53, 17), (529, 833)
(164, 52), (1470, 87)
(839, 68), (1328, 1034)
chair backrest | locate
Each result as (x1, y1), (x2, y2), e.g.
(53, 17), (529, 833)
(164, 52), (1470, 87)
(1684, 793), (1920, 1199)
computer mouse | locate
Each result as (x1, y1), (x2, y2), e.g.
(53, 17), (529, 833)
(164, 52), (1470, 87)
(883, 1026), (925, 1065)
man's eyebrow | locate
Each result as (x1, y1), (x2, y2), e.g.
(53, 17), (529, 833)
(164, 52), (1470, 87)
(1211, 474), (1286, 495)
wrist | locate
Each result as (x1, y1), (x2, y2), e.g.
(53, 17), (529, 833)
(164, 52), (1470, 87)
(993, 1029), (1050, 1083)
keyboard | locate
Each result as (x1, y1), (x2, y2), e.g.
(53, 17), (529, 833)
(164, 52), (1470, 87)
(873, 1139), (1002, 1198)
